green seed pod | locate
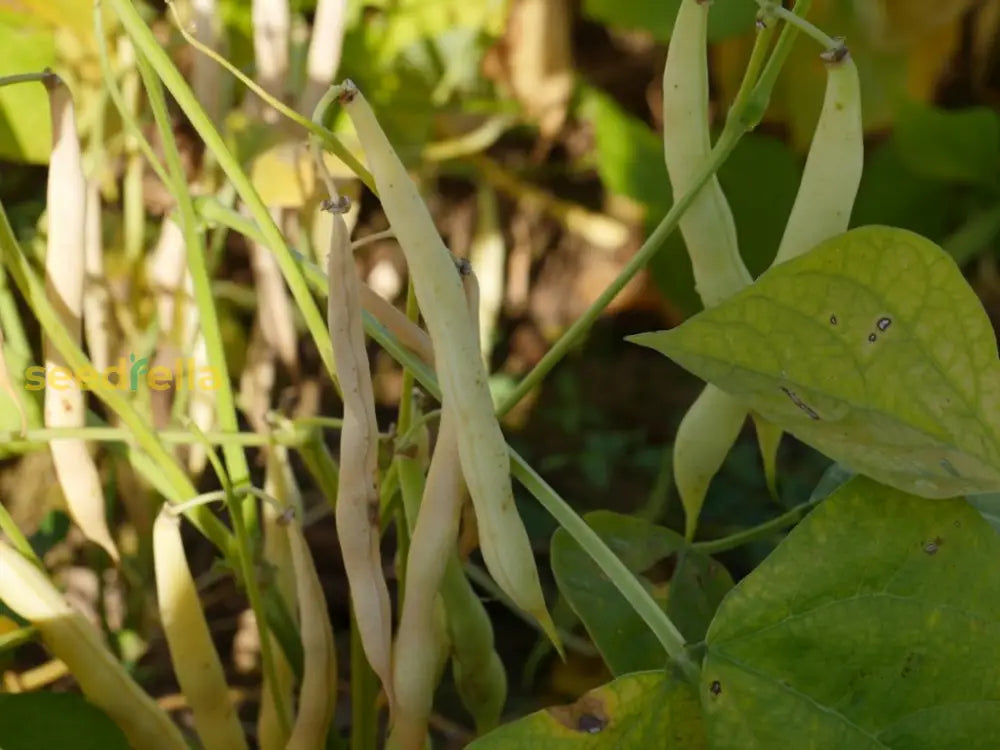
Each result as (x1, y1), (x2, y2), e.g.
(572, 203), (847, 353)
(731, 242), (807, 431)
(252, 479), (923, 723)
(442, 557), (506, 733)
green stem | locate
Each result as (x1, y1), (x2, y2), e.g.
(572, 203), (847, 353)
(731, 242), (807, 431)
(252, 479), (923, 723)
(728, 10), (778, 119)
(350, 608), (379, 750)
(692, 499), (817, 555)
(0, 201), (234, 556)
(738, 0), (814, 130)
(0, 503), (40, 566)
(93, 5), (171, 187)
(165, 1), (375, 193)
(134, 52), (252, 494)
(509, 452), (698, 680)
(0, 72), (50, 87)
(106, 0), (338, 389)
(495, 126), (743, 417)
(757, 1), (840, 50)
(0, 427), (308, 447)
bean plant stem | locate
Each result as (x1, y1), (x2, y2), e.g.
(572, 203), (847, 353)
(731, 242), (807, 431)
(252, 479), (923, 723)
(758, 1), (840, 51)
(95, 0), (825, 687)
(0, 427), (311, 446)
(495, 125), (743, 417)
(133, 59), (289, 728)
(93, 5), (171, 187)
(0, 73), (50, 87)
(693, 499), (818, 555)
(0, 202), (234, 556)
(165, 0), (375, 193)
(106, 0), (338, 390)
(737, 0), (813, 130)
(509, 453), (699, 680)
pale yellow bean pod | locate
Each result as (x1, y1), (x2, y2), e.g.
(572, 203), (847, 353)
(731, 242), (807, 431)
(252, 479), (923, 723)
(153, 509), (248, 750)
(390, 407), (464, 749)
(756, 46), (864, 488)
(662, 0), (750, 307)
(339, 82), (558, 648)
(285, 518), (338, 750)
(0, 540), (186, 750)
(42, 73), (118, 561)
(674, 384), (747, 540)
(773, 48), (864, 265)
(662, 1), (751, 537)
(327, 204), (396, 708)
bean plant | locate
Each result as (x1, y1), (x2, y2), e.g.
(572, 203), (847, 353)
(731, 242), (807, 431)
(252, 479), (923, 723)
(0, 0), (997, 749)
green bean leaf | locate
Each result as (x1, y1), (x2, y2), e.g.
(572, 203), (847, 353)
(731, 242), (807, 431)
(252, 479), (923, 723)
(0, 693), (130, 750)
(703, 476), (1000, 748)
(894, 102), (1000, 187)
(0, 22), (55, 164)
(469, 670), (708, 749)
(582, 0), (757, 42)
(629, 225), (1000, 498)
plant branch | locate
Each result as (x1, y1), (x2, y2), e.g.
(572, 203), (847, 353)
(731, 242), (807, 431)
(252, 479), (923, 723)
(693, 499), (819, 555)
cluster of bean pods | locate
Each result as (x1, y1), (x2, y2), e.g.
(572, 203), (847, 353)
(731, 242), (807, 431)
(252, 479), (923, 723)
(319, 80), (554, 748)
(663, 0), (864, 539)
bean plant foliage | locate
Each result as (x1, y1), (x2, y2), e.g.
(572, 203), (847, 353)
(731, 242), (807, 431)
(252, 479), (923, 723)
(494, 224), (1000, 746)
(2, 0), (1000, 748)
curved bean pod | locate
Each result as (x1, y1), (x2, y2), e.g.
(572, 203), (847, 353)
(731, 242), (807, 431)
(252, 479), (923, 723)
(42, 73), (118, 561)
(756, 45), (863, 490)
(662, 0), (750, 307)
(153, 509), (248, 750)
(327, 204), (396, 709)
(0, 540), (186, 750)
(674, 384), (747, 540)
(773, 47), (863, 265)
(389, 267), (480, 749)
(285, 517), (338, 750)
(442, 557), (506, 733)
(338, 81), (558, 649)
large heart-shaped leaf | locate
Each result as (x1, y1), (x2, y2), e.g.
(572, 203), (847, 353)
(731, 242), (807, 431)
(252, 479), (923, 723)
(629, 226), (1000, 498)
(469, 670), (708, 749)
(701, 476), (1000, 748)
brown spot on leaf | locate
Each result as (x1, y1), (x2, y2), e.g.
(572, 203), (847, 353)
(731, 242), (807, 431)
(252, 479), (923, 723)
(547, 694), (609, 734)
(779, 386), (821, 420)
(576, 714), (607, 734)
(710, 680), (722, 697)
